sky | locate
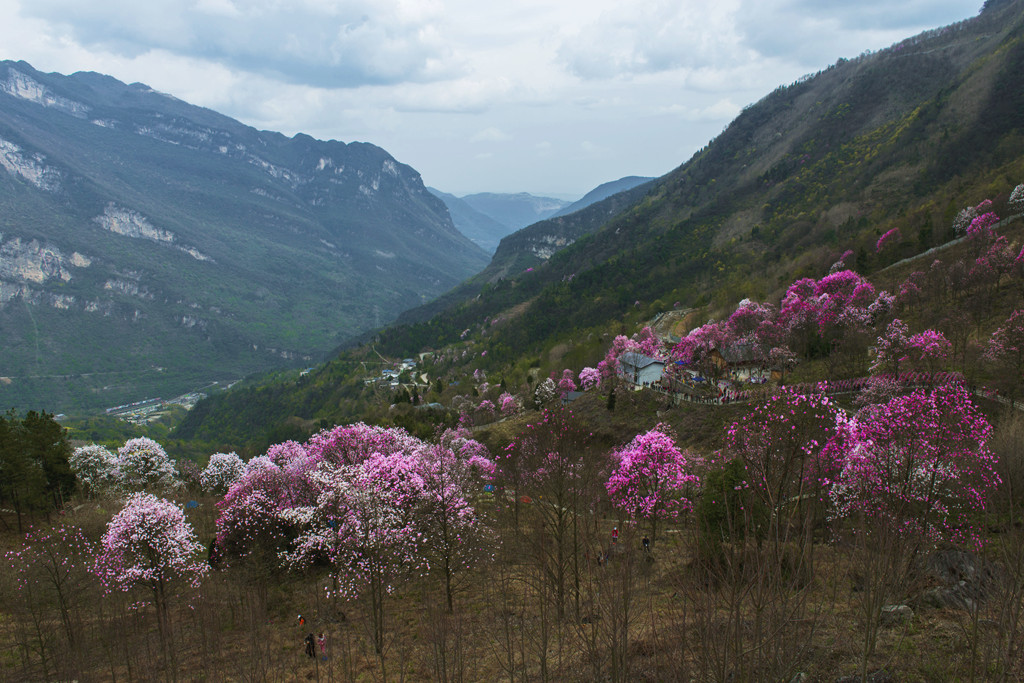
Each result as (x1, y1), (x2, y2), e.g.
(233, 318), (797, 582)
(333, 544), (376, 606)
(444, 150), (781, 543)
(0, 0), (985, 198)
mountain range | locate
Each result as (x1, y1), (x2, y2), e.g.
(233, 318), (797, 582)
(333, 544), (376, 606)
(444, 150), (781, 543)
(174, 0), (1024, 449)
(0, 60), (489, 413)
(429, 178), (653, 254)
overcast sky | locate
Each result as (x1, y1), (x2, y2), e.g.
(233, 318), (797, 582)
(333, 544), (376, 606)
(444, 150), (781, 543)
(0, 0), (984, 197)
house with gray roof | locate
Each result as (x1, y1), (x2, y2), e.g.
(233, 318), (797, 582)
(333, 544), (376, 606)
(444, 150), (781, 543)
(617, 352), (666, 387)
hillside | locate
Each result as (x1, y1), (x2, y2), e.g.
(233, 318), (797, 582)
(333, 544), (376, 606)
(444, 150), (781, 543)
(175, 0), (1024, 448)
(0, 61), (489, 413)
(549, 175), (655, 218)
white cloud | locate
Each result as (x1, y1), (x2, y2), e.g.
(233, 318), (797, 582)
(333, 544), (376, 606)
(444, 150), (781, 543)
(656, 99), (743, 123)
(558, 0), (753, 79)
(470, 126), (510, 143)
(0, 0), (986, 194)
(18, 0), (463, 87)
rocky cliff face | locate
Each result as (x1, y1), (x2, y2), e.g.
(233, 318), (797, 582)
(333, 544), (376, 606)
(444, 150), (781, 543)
(0, 60), (487, 412)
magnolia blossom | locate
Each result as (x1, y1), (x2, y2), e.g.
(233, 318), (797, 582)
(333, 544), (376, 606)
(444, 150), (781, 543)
(907, 329), (952, 372)
(727, 389), (843, 512)
(116, 437), (178, 491)
(1010, 183), (1024, 213)
(476, 399), (496, 420)
(578, 366), (601, 390)
(984, 309), (1024, 380)
(606, 426), (701, 545)
(828, 383), (999, 550)
(7, 523), (95, 593)
(499, 391), (521, 415)
(870, 318), (910, 375)
(69, 444), (118, 495)
(558, 368), (577, 396)
(201, 452), (247, 494)
(967, 212), (999, 239)
(94, 493), (206, 598)
(534, 377), (557, 407)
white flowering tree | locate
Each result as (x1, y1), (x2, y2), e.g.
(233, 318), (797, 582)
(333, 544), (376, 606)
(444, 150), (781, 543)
(116, 437), (178, 491)
(69, 444), (118, 497)
(93, 493), (206, 650)
(534, 377), (557, 408)
(1009, 183), (1024, 213)
(200, 452), (246, 494)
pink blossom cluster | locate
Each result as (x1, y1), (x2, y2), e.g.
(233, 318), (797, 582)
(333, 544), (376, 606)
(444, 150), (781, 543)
(94, 493), (207, 597)
(578, 366), (601, 390)
(984, 309), (1024, 370)
(606, 427), (701, 524)
(6, 523), (95, 593)
(498, 391), (521, 415)
(726, 388), (844, 503)
(827, 383), (999, 549)
(967, 212), (1000, 239)
(557, 368), (577, 396)
(214, 423), (493, 601)
(726, 383), (999, 550)
(876, 227), (901, 253)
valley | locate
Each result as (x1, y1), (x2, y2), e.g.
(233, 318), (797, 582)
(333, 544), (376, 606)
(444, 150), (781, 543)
(4, 2), (1024, 681)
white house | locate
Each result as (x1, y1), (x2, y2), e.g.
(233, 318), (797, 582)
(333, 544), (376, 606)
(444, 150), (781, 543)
(617, 352), (666, 387)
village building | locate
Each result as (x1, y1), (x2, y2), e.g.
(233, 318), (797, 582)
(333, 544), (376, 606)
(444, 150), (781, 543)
(618, 351), (666, 387)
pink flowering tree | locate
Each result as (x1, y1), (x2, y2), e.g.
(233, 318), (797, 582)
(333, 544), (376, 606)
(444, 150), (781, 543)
(214, 446), (320, 574)
(498, 391), (521, 416)
(498, 408), (599, 619)
(726, 389), (843, 559)
(475, 399), (497, 423)
(768, 346), (798, 383)
(279, 452), (427, 671)
(632, 326), (664, 358)
(200, 452), (246, 494)
(558, 368), (578, 397)
(967, 211), (1000, 240)
(671, 319), (730, 383)
(826, 383), (999, 680)
(906, 329), (952, 376)
(978, 235), (1017, 292)
(599, 335), (635, 384)
(828, 383), (1000, 551)
(94, 493), (207, 648)
(69, 444), (118, 497)
(305, 422), (422, 466)
(598, 327), (665, 385)
(579, 366), (601, 390)
(854, 374), (903, 410)
(778, 270), (876, 361)
(416, 441), (493, 612)
(116, 437), (178, 491)
(605, 426), (701, 549)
